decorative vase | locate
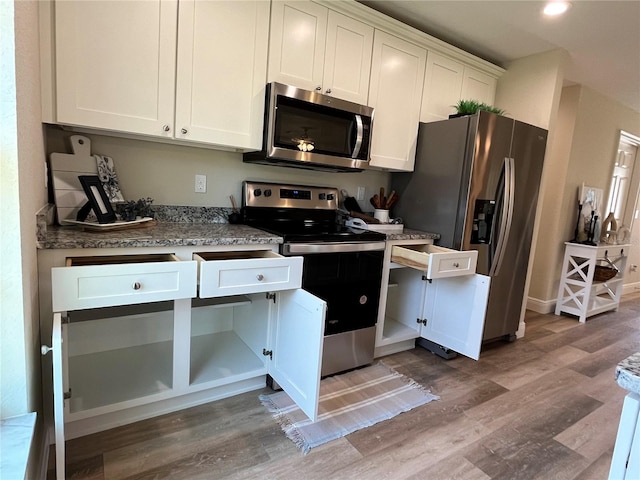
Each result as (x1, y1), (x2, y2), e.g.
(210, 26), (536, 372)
(601, 211), (618, 243)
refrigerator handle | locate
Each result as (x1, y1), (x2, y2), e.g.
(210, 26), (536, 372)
(490, 157), (515, 276)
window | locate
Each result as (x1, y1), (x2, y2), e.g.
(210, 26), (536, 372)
(606, 130), (640, 230)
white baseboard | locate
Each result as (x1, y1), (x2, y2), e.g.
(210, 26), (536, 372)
(622, 281), (640, 296)
(526, 296), (556, 314)
(527, 282), (640, 316)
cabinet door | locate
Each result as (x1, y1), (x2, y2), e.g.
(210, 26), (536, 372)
(175, 0), (269, 149)
(461, 67), (497, 106)
(368, 30), (426, 171)
(421, 274), (490, 360)
(420, 52), (464, 123)
(51, 313), (66, 480)
(268, 1), (327, 91)
(55, 0), (177, 136)
(269, 289), (326, 421)
(323, 11), (373, 104)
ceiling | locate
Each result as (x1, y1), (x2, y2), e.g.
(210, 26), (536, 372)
(358, 1), (640, 114)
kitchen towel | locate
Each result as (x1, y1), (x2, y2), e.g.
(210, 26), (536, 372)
(260, 362), (439, 454)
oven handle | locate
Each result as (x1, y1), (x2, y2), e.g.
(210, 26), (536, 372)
(283, 241), (386, 255)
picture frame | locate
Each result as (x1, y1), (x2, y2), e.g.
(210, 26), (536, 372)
(78, 175), (117, 224)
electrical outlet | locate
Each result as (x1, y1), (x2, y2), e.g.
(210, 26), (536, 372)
(195, 174), (206, 193)
(356, 186), (365, 201)
(630, 264), (638, 272)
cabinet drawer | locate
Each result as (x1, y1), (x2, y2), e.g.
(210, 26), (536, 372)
(391, 245), (477, 279)
(195, 251), (303, 298)
(52, 254), (197, 311)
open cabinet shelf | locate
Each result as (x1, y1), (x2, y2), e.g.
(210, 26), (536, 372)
(68, 340), (173, 416)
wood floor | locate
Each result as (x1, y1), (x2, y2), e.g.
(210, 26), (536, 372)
(49, 293), (640, 480)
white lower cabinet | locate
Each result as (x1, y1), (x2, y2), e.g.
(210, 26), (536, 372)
(44, 246), (325, 480)
(375, 240), (490, 359)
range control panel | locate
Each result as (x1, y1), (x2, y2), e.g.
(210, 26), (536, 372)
(243, 181), (339, 210)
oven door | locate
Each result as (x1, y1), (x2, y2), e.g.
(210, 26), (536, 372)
(282, 242), (385, 336)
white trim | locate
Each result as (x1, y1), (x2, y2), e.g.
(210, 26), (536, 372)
(622, 281), (640, 296)
(526, 296), (556, 314)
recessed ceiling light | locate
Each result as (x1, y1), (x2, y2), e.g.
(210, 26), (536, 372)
(544, 1), (571, 16)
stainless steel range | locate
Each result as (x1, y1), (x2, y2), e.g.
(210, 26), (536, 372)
(242, 181), (385, 376)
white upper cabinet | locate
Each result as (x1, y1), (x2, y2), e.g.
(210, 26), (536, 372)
(55, 0), (178, 136)
(368, 30), (427, 172)
(461, 67), (497, 106)
(268, 1), (373, 104)
(421, 52), (498, 123)
(322, 10), (373, 104)
(53, 0), (269, 150)
(420, 52), (464, 123)
(175, 0), (269, 149)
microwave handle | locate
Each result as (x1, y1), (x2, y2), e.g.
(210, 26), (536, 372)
(351, 115), (364, 159)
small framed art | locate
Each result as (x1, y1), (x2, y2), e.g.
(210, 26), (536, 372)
(78, 175), (117, 223)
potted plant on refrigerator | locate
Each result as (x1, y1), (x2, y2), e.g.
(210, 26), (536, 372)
(450, 99), (505, 118)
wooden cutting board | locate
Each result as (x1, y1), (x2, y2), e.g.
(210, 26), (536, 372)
(50, 135), (98, 225)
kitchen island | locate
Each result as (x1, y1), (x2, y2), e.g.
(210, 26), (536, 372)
(610, 352), (640, 479)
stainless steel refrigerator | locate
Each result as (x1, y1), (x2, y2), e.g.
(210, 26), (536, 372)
(391, 111), (548, 342)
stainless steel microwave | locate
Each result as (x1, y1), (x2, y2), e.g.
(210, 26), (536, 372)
(243, 83), (373, 172)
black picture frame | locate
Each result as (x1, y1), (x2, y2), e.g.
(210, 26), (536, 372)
(78, 175), (117, 223)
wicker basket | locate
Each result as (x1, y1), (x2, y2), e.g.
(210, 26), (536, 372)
(594, 265), (617, 282)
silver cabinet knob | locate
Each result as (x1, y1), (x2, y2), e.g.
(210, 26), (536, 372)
(315, 86), (322, 91)
(163, 124), (170, 132)
(325, 88), (332, 94)
(133, 282), (141, 290)
(256, 274), (264, 281)
(181, 128), (188, 134)
(41, 345), (53, 355)
(453, 262), (460, 268)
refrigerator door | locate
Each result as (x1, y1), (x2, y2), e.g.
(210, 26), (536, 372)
(481, 121), (547, 340)
(391, 116), (473, 249)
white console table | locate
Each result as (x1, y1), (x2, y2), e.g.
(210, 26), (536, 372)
(555, 242), (631, 322)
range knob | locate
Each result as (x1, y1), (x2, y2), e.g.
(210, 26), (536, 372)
(264, 189), (272, 197)
(327, 193), (335, 200)
(319, 193), (326, 200)
(254, 188), (262, 197)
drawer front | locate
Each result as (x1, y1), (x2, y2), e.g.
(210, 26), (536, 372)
(52, 260), (197, 311)
(391, 244), (477, 279)
(427, 249), (477, 279)
(198, 256), (303, 298)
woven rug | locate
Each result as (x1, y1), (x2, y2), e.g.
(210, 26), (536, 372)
(259, 362), (439, 454)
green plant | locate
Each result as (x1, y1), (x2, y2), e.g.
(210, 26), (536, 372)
(116, 197), (154, 221)
(453, 99), (505, 116)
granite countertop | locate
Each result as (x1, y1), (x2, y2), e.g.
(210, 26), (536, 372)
(615, 352), (640, 395)
(36, 204), (439, 250)
(38, 222), (283, 249)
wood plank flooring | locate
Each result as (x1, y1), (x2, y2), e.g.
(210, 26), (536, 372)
(49, 293), (640, 479)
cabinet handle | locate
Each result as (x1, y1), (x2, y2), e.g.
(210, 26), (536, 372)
(41, 345), (53, 355)
(325, 88), (332, 94)
(133, 282), (142, 290)
(256, 274), (264, 281)
(181, 128), (188, 135)
(453, 262), (460, 268)
(315, 86), (322, 91)
(163, 124), (170, 132)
